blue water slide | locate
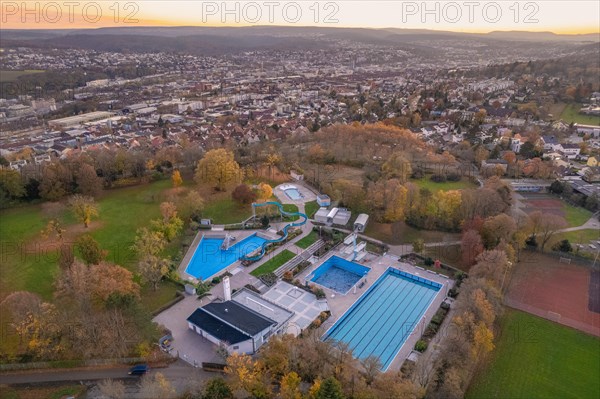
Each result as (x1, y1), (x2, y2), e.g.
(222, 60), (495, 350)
(240, 201), (308, 262)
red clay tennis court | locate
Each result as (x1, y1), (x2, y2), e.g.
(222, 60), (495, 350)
(506, 252), (600, 337)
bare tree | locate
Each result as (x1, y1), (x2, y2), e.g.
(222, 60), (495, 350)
(98, 379), (126, 399)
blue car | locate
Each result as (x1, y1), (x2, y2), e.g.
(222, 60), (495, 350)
(128, 364), (149, 375)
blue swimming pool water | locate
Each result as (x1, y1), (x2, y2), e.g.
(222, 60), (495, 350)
(285, 188), (302, 200)
(324, 268), (442, 370)
(311, 256), (370, 294)
(185, 234), (267, 280)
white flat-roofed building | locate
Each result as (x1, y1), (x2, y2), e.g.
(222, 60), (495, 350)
(332, 208), (352, 226)
(48, 111), (114, 129)
(314, 208), (329, 224)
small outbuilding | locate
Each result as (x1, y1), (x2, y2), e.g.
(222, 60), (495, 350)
(353, 213), (369, 233)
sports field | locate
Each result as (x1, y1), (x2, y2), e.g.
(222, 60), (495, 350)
(507, 252), (600, 336)
(467, 309), (600, 399)
(518, 192), (592, 227)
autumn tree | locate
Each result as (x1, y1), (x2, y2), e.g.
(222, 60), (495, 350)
(256, 182), (273, 202)
(527, 211), (568, 251)
(308, 144), (327, 163)
(370, 179), (408, 222)
(151, 202), (183, 241)
(280, 371), (302, 399)
(0, 168), (25, 206)
(201, 378), (233, 399)
(75, 234), (105, 265)
(330, 179), (366, 212)
(461, 229), (484, 266)
(195, 149), (242, 191)
(481, 213), (517, 249)
(76, 163), (103, 197)
(232, 183), (257, 205)
(171, 169), (183, 187)
(382, 152), (412, 183)
(138, 372), (177, 399)
(412, 238), (425, 254)
(132, 228), (170, 290)
(68, 195), (99, 228)
(39, 161), (72, 201)
(175, 189), (205, 221)
(225, 353), (271, 398)
(98, 379), (126, 399)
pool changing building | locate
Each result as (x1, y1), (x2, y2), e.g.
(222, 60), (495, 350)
(314, 207), (352, 226)
(186, 278), (293, 354)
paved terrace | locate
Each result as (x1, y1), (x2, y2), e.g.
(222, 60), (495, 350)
(296, 246), (453, 372)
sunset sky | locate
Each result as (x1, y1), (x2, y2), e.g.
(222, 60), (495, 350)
(1, 1), (599, 33)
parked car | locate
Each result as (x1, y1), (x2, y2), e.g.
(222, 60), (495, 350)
(128, 364), (150, 376)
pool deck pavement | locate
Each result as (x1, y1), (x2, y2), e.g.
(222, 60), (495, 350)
(296, 246), (453, 371)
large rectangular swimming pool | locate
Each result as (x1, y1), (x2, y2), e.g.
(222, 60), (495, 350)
(310, 256), (370, 294)
(324, 267), (442, 370)
(185, 234), (267, 280)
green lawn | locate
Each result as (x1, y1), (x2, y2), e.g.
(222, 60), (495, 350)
(250, 250), (296, 277)
(563, 203), (592, 227)
(411, 177), (477, 192)
(467, 309), (600, 399)
(364, 220), (460, 245)
(553, 229), (600, 245)
(560, 104), (600, 126)
(202, 197), (253, 224)
(0, 180), (174, 301)
(296, 230), (319, 249)
(304, 200), (321, 218)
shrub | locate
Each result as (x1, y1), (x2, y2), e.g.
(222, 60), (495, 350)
(312, 287), (326, 299)
(411, 169), (425, 179)
(414, 340), (428, 352)
(525, 234), (538, 248)
(283, 271), (293, 282)
(552, 239), (573, 253)
(260, 272), (278, 286)
(447, 173), (461, 182)
(211, 277), (221, 285)
(430, 174), (447, 183)
(424, 257), (434, 266)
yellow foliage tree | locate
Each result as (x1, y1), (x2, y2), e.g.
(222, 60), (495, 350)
(194, 149), (242, 191)
(171, 170), (183, 187)
(472, 321), (495, 357)
(257, 182), (273, 201)
(68, 194), (99, 228)
(280, 371), (302, 399)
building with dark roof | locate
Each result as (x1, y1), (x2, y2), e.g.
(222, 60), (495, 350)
(187, 299), (280, 354)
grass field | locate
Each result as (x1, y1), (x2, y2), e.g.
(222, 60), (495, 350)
(0, 180), (178, 301)
(296, 230), (319, 249)
(411, 177), (477, 192)
(304, 200), (320, 218)
(552, 229), (600, 246)
(560, 104), (600, 126)
(364, 220), (460, 245)
(202, 197), (253, 224)
(250, 250), (295, 277)
(467, 309), (600, 399)
(563, 203), (593, 227)
(0, 69), (45, 83)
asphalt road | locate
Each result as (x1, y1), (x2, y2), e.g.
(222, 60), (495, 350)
(0, 360), (212, 385)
